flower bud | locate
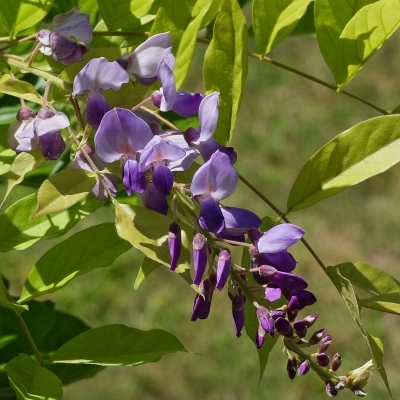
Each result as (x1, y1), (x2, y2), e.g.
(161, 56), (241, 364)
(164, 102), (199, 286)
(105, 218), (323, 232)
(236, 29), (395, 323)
(302, 313), (319, 328)
(335, 380), (346, 390)
(317, 353), (330, 367)
(274, 317), (293, 337)
(271, 309), (286, 320)
(318, 334), (332, 353)
(286, 357), (297, 380)
(192, 233), (208, 285)
(256, 324), (265, 349)
(346, 360), (374, 389)
(168, 222), (181, 271)
(351, 388), (367, 397)
(293, 320), (307, 338)
(17, 107), (36, 121)
(256, 306), (274, 337)
(325, 380), (338, 397)
(309, 328), (327, 345)
(231, 294), (244, 337)
(216, 249), (231, 290)
(190, 277), (215, 321)
(298, 359), (310, 376)
(331, 353), (342, 371)
(287, 296), (299, 322)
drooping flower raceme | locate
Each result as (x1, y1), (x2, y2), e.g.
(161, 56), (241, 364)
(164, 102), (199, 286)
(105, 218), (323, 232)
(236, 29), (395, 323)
(38, 7), (92, 65)
(94, 108), (153, 195)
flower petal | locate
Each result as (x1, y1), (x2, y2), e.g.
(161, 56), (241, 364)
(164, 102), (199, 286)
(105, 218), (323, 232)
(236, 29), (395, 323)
(257, 224), (305, 254)
(122, 158), (146, 195)
(197, 137), (237, 164)
(142, 183), (168, 215)
(172, 92), (203, 117)
(86, 93), (110, 128)
(195, 92), (219, 143)
(34, 111), (70, 137)
(152, 163), (173, 196)
(158, 54), (176, 112)
(220, 206), (261, 235)
(198, 196), (225, 234)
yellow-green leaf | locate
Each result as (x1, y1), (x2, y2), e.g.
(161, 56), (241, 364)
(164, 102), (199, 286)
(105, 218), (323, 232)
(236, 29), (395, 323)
(0, 80), (42, 105)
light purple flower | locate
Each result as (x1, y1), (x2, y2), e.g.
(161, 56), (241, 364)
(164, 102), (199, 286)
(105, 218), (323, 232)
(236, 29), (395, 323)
(168, 222), (182, 271)
(124, 33), (172, 84)
(94, 108), (153, 195)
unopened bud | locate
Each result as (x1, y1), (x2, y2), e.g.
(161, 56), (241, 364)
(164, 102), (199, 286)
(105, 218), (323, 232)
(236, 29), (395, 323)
(286, 357), (297, 380)
(274, 317), (293, 337)
(231, 294), (244, 337)
(298, 359), (310, 376)
(168, 222), (181, 271)
(256, 306), (274, 337)
(318, 334), (332, 353)
(256, 324), (265, 349)
(325, 380), (338, 397)
(216, 249), (231, 290)
(271, 309), (286, 320)
(192, 233), (207, 285)
(351, 388), (367, 397)
(317, 353), (330, 367)
(335, 380), (346, 391)
(293, 320), (307, 338)
(17, 107), (36, 121)
(309, 328), (327, 345)
(302, 313), (319, 328)
(331, 353), (342, 371)
(287, 296), (299, 322)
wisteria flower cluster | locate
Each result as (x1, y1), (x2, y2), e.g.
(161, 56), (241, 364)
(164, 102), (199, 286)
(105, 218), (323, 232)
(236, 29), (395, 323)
(4, 3), (395, 398)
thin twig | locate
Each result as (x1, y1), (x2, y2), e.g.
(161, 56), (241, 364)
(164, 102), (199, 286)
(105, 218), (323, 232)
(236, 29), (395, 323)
(28, 42), (42, 67)
(140, 106), (179, 130)
(0, 33), (37, 52)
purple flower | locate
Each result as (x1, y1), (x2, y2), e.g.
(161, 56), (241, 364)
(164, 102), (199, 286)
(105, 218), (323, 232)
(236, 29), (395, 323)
(287, 357), (297, 380)
(191, 274), (216, 321)
(139, 135), (185, 195)
(94, 108), (153, 195)
(274, 317), (293, 337)
(38, 7), (92, 65)
(192, 233), (208, 285)
(124, 32), (172, 84)
(298, 360), (310, 375)
(14, 109), (69, 160)
(142, 183), (169, 215)
(256, 306), (274, 337)
(168, 222), (182, 271)
(7, 107), (36, 151)
(68, 145), (118, 200)
(231, 294), (245, 337)
(216, 249), (231, 290)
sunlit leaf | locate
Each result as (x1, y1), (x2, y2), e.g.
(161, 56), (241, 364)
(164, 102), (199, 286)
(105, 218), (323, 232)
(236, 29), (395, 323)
(315, 0), (377, 72)
(19, 223), (132, 303)
(291, 1), (315, 35)
(50, 324), (188, 366)
(253, 0), (313, 56)
(334, 0), (400, 90)
(287, 115), (400, 212)
(336, 262), (400, 296)
(6, 354), (62, 400)
(0, 79), (43, 105)
(0, 278), (28, 315)
(0, 0), (54, 36)
(134, 257), (162, 290)
(1, 150), (44, 206)
(360, 293), (400, 315)
(33, 168), (97, 218)
(203, 0), (248, 145)
(0, 124), (15, 176)
(97, 0), (157, 30)
(115, 202), (190, 269)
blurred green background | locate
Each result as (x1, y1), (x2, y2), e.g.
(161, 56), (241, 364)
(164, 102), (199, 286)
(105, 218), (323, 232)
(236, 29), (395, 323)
(2, 4), (400, 399)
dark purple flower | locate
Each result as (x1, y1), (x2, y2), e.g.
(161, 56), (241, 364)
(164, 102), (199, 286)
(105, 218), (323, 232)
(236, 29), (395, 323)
(293, 320), (307, 338)
(274, 317), (293, 337)
(231, 294), (245, 337)
(287, 357), (297, 380)
(259, 265), (308, 292)
(191, 275), (216, 321)
(86, 92), (110, 128)
(287, 295), (299, 321)
(171, 92), (204, 117)
(142, 183), (169, 215)
(216, 249), (231, 290)
(326, 380), (338, 397)
(271, 309), (286, 320)
(302, 313), (319, 328)
(331, 353), (342, 371)
(318, 335), (332, 353)
(309, 328), (328, 345)
(94, 108), (153, 195)
(193, 233), (208, 285)
(168, 222), (182, 271)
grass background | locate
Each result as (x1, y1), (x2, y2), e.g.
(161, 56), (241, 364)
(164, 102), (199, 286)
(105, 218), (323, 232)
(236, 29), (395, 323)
(2, 8), (400, 400)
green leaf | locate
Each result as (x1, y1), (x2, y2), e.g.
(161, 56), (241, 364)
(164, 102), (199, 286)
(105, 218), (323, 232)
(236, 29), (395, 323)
(0, 79), (43, 105)
(134, 257), (162, 290)
(97, 0), (157, 30)
(203, 0), (248, 145)
(175, 0), (219, 89)
(315, 0), (377, 80)
(244, 298), (279, 381)
(115, 202), (190, 269)
(23, 51), (65, 74)
(367, 332), (392, 397)
(0, 0), (54, 37)
(253, 0), (313, 56)
(19, 223), (131, 303)
(50, 324), (188, 366)
(360, 293), (400, 315)
(150, 0), (195, 51)
(334, 0), (400, 90)
(336, 262), (400, 296)
(0, 194), (102, 252)
(1, 150), (44, 206)
(287, 115), (400, 212)
(326, 266), (391, 396)
(0, 278), (28, 315)
(33, 168), (97, 218)
(6, 354), (62, 400)
(0, 300), (55, 364)
(0, 124), (16, 175)
(291, 1), (315, 35)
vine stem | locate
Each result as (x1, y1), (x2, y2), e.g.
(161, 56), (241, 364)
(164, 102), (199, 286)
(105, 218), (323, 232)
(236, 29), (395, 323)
(0, 33), (37, 52)
(5, 290), (44, 366)
(237, 173), (327, 272)
(141, 106), (179, 130)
